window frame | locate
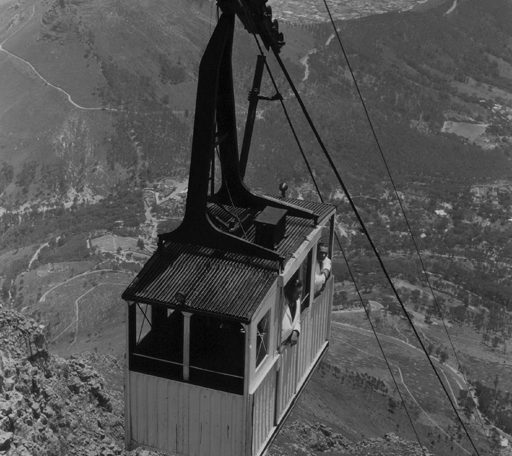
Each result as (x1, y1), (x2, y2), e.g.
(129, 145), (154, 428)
(255, 309), (271, 368)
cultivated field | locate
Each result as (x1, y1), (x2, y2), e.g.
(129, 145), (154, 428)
(91, 234), (139, 253)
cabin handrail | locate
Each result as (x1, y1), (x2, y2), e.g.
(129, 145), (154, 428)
(133, 353), (183, 367)
(190, 365), (244, 379)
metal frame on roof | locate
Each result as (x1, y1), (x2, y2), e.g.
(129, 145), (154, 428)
(122, 5), (337, 323)
(156, 11), (318, 268)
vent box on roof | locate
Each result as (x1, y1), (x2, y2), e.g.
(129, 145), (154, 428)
(254, 207), (287, 250)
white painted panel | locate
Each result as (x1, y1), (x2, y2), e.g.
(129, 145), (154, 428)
(129, 372), (245, 456)
(182, 383), (191, 455)
(297, 310), (312, 382)
(157, 377), (168, 450)
(147, 375), (158, 447)
(252, 364), (277, 456)
(210, 392), (222, 456)
(136, 373), (148, 443)
(199, 388), (209, 455)
(312, 296), (321, 356)
(234, 393), (242, 455)
(132, 373), (139, 442)
(276, 344), (297, 422)
(168, 379), (179, 453)
(223, 394), (234, 455)
(189, 385), (200, 456)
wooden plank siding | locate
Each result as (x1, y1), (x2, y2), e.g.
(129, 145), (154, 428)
(129, 372), (245, 456)
(276, 343), (298, 422)
(297, 308), (313, 384)
(312, 276), (333, 360)
(276, 276), (333, 424)
(251, 362), (278, 456)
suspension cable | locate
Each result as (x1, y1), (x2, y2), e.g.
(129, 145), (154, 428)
(321, 0), (488, 441)
(257, 24), (482, 456)
(253, 38), (322, 199)
(253, 37), (428, 454)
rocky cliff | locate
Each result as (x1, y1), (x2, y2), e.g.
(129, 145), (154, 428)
(0, 306), (435, 456)
(0, 307), (149, 456)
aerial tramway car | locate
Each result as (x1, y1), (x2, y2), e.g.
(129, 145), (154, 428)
(121, 1), (336, 455)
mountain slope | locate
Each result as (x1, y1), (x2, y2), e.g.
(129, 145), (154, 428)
(0, 0), (211, 206)
(1, 2), (511, 455)
(243, 0), (512, 197)
(2, 0), (512, 207)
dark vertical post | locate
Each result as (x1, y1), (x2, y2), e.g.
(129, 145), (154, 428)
(328, 214), (335, 258)
(183, 312), (192, 381)
(181, 13), (236, 226)
(210, 145), (215, 196)
(128, 302), (136, 357)
(240, 55), (266, 179)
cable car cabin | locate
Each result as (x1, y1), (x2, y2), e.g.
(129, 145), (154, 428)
(122, 1), (336, 454)
(122, 203), (335, 456)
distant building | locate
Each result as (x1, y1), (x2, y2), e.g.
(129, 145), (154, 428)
(470, 185), (498, 198)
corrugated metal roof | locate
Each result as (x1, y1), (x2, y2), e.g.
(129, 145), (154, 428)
(263, 194), (335, 223)
(122, 196), (335, 322)
(208, 196), (335, 264)
(122, 243), (279, 322)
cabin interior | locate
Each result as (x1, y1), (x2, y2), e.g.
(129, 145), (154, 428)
(131, 306), (245, 394)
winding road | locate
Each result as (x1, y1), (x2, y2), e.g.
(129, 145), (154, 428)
(0, 5), (118, 112)
(39, 268), (112, 303)
(300, 48), (317, 82)
(50, 280), (127, 346)
(28, 242), (49, 270)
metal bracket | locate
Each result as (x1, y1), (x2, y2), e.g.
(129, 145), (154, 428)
(217, 0), (284, 52)
(158, 9), (317, 267)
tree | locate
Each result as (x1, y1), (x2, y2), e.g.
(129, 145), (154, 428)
(459, 390), (476, 422)
(411, 289), (421, 305)
(492, 336), (502, 349)
(137, 238), (145, 250)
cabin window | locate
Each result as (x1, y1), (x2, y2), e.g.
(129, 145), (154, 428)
(129, 303), (183, 381)
(256, 310), (271, 368)
(314, 236), (333, 299)
(297, 251), (313, 312)
(135, 303), (152, 342)
(189, 314), (245, 394)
